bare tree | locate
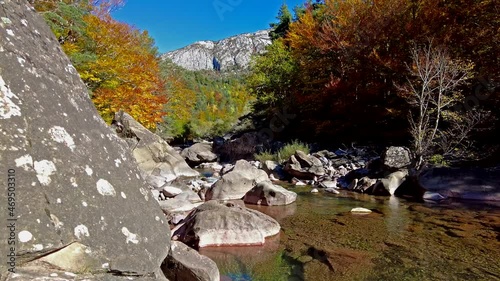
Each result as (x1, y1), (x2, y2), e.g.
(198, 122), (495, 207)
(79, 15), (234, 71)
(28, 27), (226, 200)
(400, 42), (474, 169)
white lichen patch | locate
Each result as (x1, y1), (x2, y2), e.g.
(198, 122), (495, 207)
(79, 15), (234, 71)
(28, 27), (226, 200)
(50, 214), (64, 229)
(101, 263), (109, 269)
(32, 244), (43, 251)
(82, 201), (88, 207)
(121, 192), (127, 199)
(121, 227), (139, 244)
(56, 198), (61, 204)
(15, 154), (33, 171)
(96, 179), (116, 196)
(74, 225), (89, 239)
(114, 159), (122, 167)
(139, 187), (149, 201)
(49, 126), (75, 151)
(0, 76), (22, 119)
(17, 56), (25, 67)
(85, 165), (93, 176)
(65, 64), (76, 74)
(70, 177), (78, 187)
(6, 29), (14, 36)
(1, 17), (12, 24)
(18, 230), (33, 242)
(155, 216), (160, 222)
(20, 19), (28, 26)
(36, 219), (40, 224)
(33, 160), (56, 186)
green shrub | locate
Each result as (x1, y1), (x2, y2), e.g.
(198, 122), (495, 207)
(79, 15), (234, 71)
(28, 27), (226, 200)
(429, 154), (449, 167)
(277, 140), (310, 163)
(254, 150), (277, 162)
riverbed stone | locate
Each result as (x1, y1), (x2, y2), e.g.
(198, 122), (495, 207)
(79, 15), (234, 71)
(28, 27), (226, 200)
(112, 110), (199, 185)
(285, 151), (326, 180)
(173, 200), (280, 247)
(181, 142), (218, 166)
(162, 241), (220, 281)
(205, 160), (269, 200)
(0, 1), (169, 277)
(382, 146), (412, 170)
(243, 180), (297, 206)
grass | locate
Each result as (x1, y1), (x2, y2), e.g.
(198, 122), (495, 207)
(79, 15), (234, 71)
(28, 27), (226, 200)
(254, 140), (310, 164)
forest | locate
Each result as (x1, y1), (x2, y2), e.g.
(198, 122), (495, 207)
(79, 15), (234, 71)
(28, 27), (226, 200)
(34, 0), (499, 166)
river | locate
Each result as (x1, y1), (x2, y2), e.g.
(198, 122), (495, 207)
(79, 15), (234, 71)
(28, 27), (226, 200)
(199, 186), (500, 281)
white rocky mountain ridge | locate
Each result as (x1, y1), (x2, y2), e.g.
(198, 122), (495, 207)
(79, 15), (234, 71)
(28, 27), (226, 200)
(161, 29), (271, 71)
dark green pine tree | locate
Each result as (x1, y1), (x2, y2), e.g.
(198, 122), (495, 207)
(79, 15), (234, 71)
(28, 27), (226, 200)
(269, 2), (292, 41)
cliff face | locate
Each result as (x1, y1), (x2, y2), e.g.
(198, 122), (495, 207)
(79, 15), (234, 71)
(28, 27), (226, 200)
(161, 30), (271, 72)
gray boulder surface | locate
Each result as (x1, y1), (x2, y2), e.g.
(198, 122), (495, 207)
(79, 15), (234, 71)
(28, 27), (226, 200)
(243, 180), (297, 206)
(113, 110), (199, 187)
(162, 241), (220, 281)
(382, 146), (412, 170)
(181, 142), (218, 166)
(205, 160), (269, 200)
(284, 151), (326, 180)
(173, 200), (280, 247)
(162, 30), (271, 71)
(0, 1), (169, 278)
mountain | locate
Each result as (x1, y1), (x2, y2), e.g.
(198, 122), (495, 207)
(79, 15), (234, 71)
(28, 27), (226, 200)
(161, 30), (271, 72)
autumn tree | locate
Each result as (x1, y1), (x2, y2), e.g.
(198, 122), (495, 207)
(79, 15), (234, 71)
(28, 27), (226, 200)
(399, 43), (476, 168)
(35, 0), (167, 130)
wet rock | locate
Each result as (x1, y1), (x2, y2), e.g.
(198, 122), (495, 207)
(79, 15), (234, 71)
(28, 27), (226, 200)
(205, 160), (269, 200)
(162, 241), (220, 281)
(244, 181), (297, 206)
(0, 2), (169, 276)
(351, 208), (372, 213)
(173, 201), (280, 247)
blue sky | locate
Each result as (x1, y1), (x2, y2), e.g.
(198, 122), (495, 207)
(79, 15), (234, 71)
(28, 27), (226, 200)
(111, 0), (306, 54)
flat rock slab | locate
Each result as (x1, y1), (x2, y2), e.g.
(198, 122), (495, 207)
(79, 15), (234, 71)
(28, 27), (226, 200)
(173, 200), (280, 247)
(419, 167), (500, 201)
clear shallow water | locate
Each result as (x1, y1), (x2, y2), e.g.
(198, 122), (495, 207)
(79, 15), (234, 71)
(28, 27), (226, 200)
(201, 186), (500, 281)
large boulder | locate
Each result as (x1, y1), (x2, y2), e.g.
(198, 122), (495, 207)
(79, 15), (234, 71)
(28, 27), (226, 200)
(181, 142), (218, 166)
(382, 146), (412, 170)
(284, 151), (325, 180)
(205, 160), (269, 200)
(162, 241), (220, 281)
(418, 167), (500, 201)
(243, 181), (297, 206)
(113, 110), (199, 188)
(0, 1), (169, 278)
(173, 201), (280, 247)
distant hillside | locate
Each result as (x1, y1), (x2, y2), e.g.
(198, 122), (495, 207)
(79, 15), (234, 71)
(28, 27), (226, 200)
(161, 30), (271, 72)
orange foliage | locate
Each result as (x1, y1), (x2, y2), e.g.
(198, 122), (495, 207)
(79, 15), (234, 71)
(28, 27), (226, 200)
(84, 14), (166, 129)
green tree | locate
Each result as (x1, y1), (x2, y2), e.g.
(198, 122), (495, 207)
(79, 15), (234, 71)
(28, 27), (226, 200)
(269, 3), (293, 40)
